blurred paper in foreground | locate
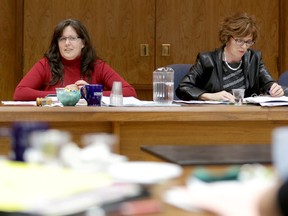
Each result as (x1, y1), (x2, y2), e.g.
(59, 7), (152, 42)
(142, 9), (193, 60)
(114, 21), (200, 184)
(0, 160), (114, 214)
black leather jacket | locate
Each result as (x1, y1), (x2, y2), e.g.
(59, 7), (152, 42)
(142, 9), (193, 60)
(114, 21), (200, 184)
(176, 47), (287, 100)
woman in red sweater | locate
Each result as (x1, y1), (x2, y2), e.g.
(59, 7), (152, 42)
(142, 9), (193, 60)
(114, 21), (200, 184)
(13, 19), (137, 101)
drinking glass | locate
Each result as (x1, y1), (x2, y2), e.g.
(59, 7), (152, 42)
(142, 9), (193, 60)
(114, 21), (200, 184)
(232, 89), (245, 105)
(110, 81), (123, 106)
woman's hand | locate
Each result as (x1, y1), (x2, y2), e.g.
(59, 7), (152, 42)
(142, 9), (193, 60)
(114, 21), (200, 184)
(199, 91), (235, 102)
(74, 80), (89, 89)
(64, 84), (78, 90)
(269, 83), (284, 97)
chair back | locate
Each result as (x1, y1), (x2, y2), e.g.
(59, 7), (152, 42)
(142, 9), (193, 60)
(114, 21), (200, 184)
(167, 64), (192, 100)
(278, 70), (288, 86)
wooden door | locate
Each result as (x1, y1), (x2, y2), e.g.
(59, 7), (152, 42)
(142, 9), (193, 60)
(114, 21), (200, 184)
(23, 0), (155, 100)
(156, 0), (280, 79)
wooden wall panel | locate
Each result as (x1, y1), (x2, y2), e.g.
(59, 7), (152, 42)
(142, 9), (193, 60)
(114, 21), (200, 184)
(156, 0), (279, 80)
(23, 1), (64, 72)
(279, 0), (288, 74)
(0, 0), (23, 100)
(23, 0), (155, 85)
(0, 0), (284, 102)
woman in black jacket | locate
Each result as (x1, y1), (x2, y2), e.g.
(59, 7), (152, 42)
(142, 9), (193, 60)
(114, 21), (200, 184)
(176, 12), (286, 101)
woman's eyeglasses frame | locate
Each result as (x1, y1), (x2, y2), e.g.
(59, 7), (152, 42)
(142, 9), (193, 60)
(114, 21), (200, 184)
(232, 37), (255, 47)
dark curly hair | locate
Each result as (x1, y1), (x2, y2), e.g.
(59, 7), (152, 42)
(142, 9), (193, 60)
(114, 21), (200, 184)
(44, 19), (98, 85)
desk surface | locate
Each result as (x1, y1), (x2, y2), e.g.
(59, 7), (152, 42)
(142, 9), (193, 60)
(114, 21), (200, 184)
(0, 105), (278, 215)
(0, 104), (288, 161)
(141, 144), (272, 165)
(0, 104), (288, 122)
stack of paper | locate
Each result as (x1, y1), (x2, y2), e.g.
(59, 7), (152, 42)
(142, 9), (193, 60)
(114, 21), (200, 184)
(102, 96), (180, 107)
(244, 96), (288, 106)
(0, 160), (142, 215)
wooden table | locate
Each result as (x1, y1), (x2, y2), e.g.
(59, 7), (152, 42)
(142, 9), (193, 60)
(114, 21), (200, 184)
(0, 104), (288, 161)
(0, 104), (279, 215)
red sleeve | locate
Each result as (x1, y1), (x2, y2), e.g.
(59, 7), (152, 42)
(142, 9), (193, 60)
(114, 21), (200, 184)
(93, 60), (137, 98)
(13, 58), (56, 101)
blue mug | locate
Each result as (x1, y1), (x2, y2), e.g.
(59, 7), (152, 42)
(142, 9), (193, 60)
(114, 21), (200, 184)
(81, 84), (103, 106)
(9, 122), (49, 161)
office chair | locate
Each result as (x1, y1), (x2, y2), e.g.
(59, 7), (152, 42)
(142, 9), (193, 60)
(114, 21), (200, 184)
(167, 64), (192, 100)
(278, 70), (288, 86)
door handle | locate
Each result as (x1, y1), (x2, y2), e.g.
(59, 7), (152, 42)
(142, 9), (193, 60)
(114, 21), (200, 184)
(162, 44), (171, 56)
(140, 44), (149, 56)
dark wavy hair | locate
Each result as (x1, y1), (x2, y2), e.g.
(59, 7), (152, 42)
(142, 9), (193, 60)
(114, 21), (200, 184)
(44, 19), (97, 85)
(219, 12), (259, 46)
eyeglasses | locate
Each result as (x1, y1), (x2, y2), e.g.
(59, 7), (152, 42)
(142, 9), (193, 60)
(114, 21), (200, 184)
(232, 37), (255, 47)
(58, 36), (80, 43)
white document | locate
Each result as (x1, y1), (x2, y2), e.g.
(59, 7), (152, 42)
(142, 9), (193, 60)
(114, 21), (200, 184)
(173, 100), (232, 104)
(102, 96), (181, 107)
(102, 96), (142, 106)
(1, 101), (37, 106)
(244, 96), (288, 106)
(244, 96), (288, 103)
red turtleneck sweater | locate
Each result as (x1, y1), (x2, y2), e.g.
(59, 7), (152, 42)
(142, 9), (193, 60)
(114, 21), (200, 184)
(13, 56), (137, 101)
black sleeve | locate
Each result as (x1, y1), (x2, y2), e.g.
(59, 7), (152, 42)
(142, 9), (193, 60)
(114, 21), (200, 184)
(278, 179), (288, 216)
